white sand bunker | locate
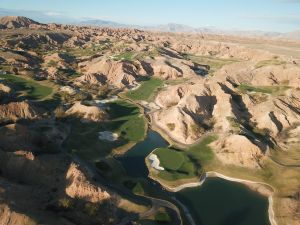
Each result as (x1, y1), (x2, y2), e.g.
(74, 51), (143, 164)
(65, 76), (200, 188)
(149, 154), (164, 171)
(98, 131), (119, 142)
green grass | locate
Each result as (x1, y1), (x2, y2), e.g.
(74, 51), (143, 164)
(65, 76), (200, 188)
(66, 100), (146, 161)
(148, 136), (218, 182)
(186, 54), (239, 73)
(255, 59), (286, 69)
(187, 135), (218, 165)
(0, 74), (53, 100)
(66, 43), (111, 57)
(126, 78), (164, 101)
(155, 212), (171, 223)
(152, 148), (198, 181)
(237, 84), (289, 95)
(113, 52), (135, 61)
(155, 148), (185, 170)
(108, 100), (146, 142)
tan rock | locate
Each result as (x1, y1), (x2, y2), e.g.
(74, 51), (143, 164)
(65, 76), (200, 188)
(0, 101), (41, 123)
(66, 101), (106, 122)
(210, 134), (264, 168)
(65, 163), (110, 203)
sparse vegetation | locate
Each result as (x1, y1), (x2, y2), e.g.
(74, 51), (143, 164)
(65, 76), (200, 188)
(84, 202), (99, 216)
(255, 59), (286, 68)
(166, 123), (175, 131)
(58, 197), (74, 210)
(113, 51), (135, 61)
(186, 54), (239, 73)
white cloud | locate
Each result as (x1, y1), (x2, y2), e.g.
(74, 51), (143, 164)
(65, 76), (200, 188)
(44, 11), (61, 16)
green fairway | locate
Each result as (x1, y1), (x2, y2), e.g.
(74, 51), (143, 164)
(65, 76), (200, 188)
(126, 77), (164, 101)
(108, 100), (146, 142)
(66, 100), (146, 161)
(187, 135), (218, 165)
(237, 84), (289, 95)
(0, 74), (53, 100)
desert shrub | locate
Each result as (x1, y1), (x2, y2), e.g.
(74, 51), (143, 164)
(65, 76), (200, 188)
(166, 123), (175, 131)
(155, 212), (171, 223)
(191, 123), (205, 134)
(58, 197), (74, 209)
(55, 106), (66, 119)
(84, 202), (99, 216)
(47, 60), (58, 67)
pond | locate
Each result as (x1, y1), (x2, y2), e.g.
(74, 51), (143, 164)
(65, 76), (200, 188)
(118, 130), (270, 225)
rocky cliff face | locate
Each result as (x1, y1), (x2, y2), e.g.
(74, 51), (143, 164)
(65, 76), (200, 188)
(0, 16), (41, 29)
(0, 101), (41, 123)
(66, 163), (111, 203)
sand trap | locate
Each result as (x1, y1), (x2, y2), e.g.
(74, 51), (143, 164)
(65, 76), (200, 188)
(149, 154), (164, 171)
(98, 131), (119, 141)
(60, 86), (77, 95)
(85, 96), (118, 109)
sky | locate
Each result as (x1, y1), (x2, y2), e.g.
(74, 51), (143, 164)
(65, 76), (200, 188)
(0, 0), (300, 32)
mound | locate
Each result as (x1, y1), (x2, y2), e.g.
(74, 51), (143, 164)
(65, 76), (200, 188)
(78, 58), (140, 88)
(0, 16), (40, 29)
(66, 101), (107, 122)
(0, 101), (41, 123)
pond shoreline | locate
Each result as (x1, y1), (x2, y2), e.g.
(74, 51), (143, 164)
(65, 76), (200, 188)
(147, 167), (277, 225)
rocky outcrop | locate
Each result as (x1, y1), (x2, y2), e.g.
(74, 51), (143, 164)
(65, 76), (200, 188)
(0, 122), (68, 153)
(145, 56), (198, 79)
(0, 101), (41, 123)
(0, 16), (40, 29)
(65, 163), (111, 203)
(66, 101), (107, 122)
(210, 134), (264, 168)
(43, 52), (76, 79)
(0, 204), (36, 225)
(78, 58), (140, 88)
(278, 195), (300, 225)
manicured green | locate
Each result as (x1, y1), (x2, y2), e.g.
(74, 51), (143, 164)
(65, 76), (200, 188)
(0, 74), (53, 100)
(154, 148), (184, 171)
(237, 84), (289, 95)
(126, 77), (164, 101)
(149, 136), (218, 182)
(152, 148), (198, 181)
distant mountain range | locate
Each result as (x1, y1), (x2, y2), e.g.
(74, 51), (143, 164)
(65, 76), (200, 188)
(0, 7), (299, 40)
(76, 19), (300, 40)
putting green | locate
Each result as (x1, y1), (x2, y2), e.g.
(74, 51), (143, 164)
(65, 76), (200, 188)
(154, 148), (185, 171)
